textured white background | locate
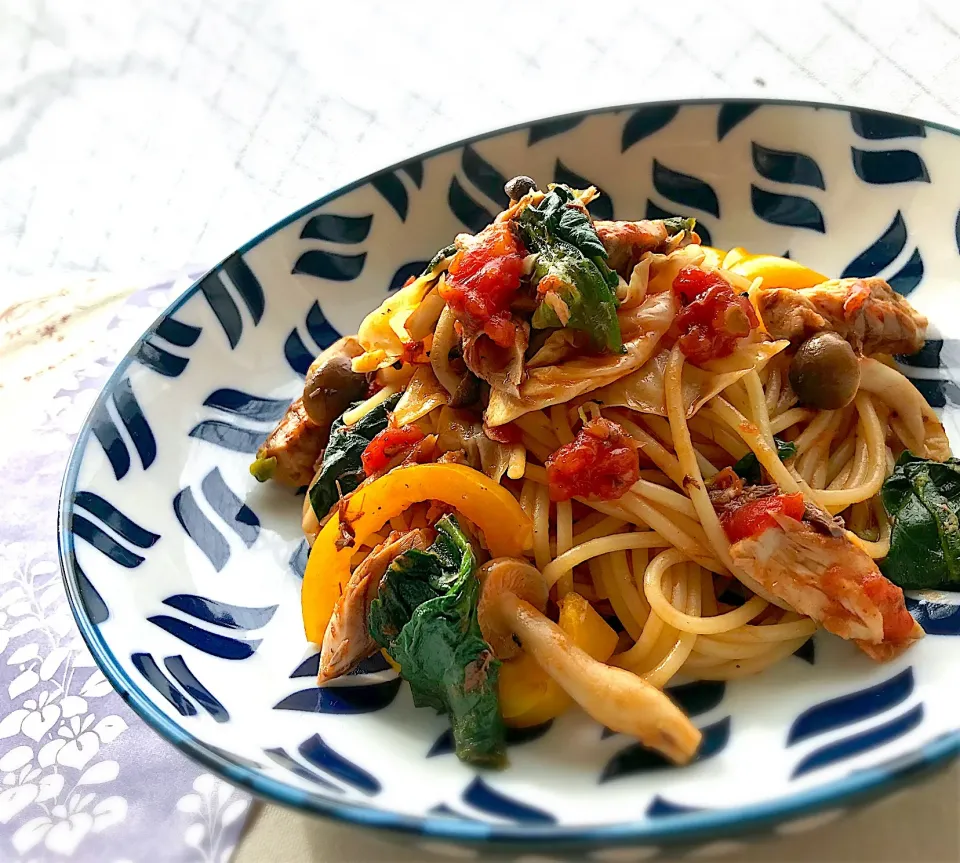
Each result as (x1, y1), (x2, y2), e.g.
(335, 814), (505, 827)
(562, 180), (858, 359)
(4, 0), (960, 283)
(2, 0), (959, 860)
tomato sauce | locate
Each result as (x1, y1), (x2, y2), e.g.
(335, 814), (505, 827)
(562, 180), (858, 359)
(860, 571), (916, 642)
(671, 267), (759, 365)
(546, 418), (640, 502)
(362, 424), (425, 475)
(484, 422), (522, 445)
(720, 492), (805, 543)
(439, 222), (526, 348)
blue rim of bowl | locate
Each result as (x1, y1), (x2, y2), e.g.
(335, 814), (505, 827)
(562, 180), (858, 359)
(58, 97), (960, 849)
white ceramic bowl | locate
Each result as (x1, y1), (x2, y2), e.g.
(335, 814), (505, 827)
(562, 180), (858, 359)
(59, 99), (960, 858)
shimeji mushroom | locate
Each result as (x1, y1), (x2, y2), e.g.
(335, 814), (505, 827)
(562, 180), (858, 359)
(478, 558), (702, 764)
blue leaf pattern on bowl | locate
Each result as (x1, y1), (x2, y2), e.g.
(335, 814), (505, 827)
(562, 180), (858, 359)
(288, 652), (391, 679)
(887, 247), (924, 296)
(906, 597), (960, 635)
(850, 111), (926, 140)
(646, 796), (705, 818)
(154, 315), (202, 347)
(752, 142), (825, 189)
(750, 185), (825, 232)
(72, 514), (148, 569)
(791, 704), (925, 779)
(400, 159), (424, 189)
(161, 594), (276, 630)
(529, 116), (585, 146)
(90, 376), (157, 479)
(717, 102), (760, 140)
(299, 733), (381, 795)
(134, 339), (190, 377)
(842, 211), (907, 277)
(202, 389), (290, 421)
(652, 159), (720, 218)
(371, 172), (409, 221)
(788, 668), (914, 746)
(172, 487), (230, 570)
(292, 249), (366, 282)
(851, 148), (930, 185)
(621, 105), (679, 151)
(73, 556), (110, 624)
(75, 491), (160, 548)
(133, 652), (197, 717)
(272, 679), (402, 713)
(300, 213), (372, 244)
(461, 777), (556, 825)
(601, 717), (730, 782)
(148, 615), (261, 660)
(164, 654), (230, 722)
(461, 144), (509, 211)
(793, 638), (816, 664)
(289, 538), (310, 580)
(448, 175), (494, 233)
(264, 747), (343, 793)
(198, 260), (264, 348)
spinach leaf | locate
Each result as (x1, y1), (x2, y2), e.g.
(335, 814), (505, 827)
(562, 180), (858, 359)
(369, 515), (505, 768)
(662, 216), (697, 236)
(308, 392), (401, 520)
(881, 451), (960, 589)
(732, 438), (797, 485)
(518, 186), (623, 353)
(422, 243), (457, 276)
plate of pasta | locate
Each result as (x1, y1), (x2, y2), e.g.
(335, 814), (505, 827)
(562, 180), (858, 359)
(60, 99), (960, 856)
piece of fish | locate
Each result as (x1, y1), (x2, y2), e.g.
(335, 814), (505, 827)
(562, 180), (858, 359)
(318, 528), (434, 683)
(730, 516), (923, 661)
(255, 397), (327, 488)
(594, 219), (693, 276)
(756, 277), (927, 356)
(461, 316), (530, 397)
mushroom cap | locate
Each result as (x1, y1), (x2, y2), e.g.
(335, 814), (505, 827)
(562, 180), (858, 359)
(789, 332), (861, 410)
(302, 336), (366, 426)
(477, 557), (549, 659)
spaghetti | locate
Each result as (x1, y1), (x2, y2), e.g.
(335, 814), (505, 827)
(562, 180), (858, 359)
(252, 177), (946, 768)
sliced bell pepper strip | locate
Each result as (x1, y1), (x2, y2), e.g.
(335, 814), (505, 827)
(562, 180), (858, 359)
(698, 246), (726, 269)
(301, 462), (534, 643)
(728, 254), (826, 290)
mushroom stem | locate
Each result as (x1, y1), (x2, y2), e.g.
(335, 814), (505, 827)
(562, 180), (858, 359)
(496, 593), (702, 764)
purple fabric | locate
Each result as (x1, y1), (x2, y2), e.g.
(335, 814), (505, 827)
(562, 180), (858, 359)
(0, 276), (252, 862)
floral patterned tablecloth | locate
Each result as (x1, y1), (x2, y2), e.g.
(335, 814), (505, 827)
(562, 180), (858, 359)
(0, 274), (252, 863)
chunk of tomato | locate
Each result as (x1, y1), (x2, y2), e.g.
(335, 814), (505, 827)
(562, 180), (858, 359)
(672, 267), (759, 365)
(439, 222), (526, 348)
(860, 571), (916, 642)
(546, 418), (640, 502)
(361, 424), (425, 476)
(721, 492), (805, 543)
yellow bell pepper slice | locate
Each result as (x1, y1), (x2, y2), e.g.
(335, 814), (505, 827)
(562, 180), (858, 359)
(728, 254), (826, 290)
(301, 462), (533, 644)
(498, 652), (553, 719)
(381, 649), (401, 673)
(499, 592), (618, 728)
(699, 246), (726, 269)
(558, 591), (619, 659)
(721, 246), (750, 269)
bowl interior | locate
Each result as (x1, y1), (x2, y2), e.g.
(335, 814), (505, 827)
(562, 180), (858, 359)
(60, 100), (960, 849)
